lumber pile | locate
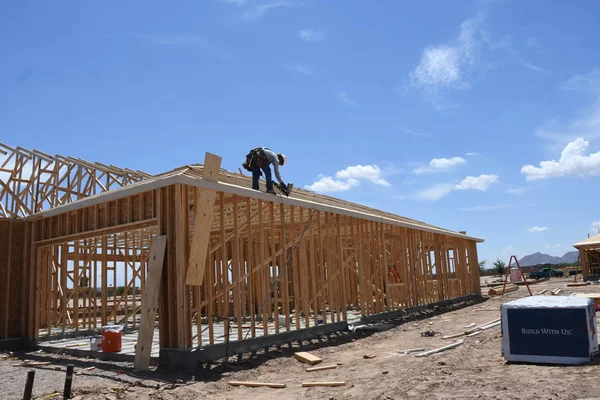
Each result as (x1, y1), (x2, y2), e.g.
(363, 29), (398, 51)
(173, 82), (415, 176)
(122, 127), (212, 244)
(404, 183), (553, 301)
(488, 285), (518, 296)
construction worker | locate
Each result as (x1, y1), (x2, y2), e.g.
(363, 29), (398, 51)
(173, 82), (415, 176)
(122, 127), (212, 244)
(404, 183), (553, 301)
(242, 147), (287, 194)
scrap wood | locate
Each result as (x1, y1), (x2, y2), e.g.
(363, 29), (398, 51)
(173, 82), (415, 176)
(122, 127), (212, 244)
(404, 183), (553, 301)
(293, 352), (322, 365)
(13, 361), (52, 367)
(76, 366), (96, 375)
(228, 381), (286, 388)
(415, 340), (464, 357)
(479, 321), (501, 331)
(443, 317), (501, 339)
(536, 289), (548, 295)
(567, 282), (588, 287)
(463, 323), (476, 329)
(363, 354), (377, 359)
(64, 343), (87, 348)
(488, 285), (519, 296)
(306, 364), (337, 372)
(467, 331), (483, 337)
(397, 348), (425, 355)
(441, 332), (465, 340)
(302, 382), (346, 387)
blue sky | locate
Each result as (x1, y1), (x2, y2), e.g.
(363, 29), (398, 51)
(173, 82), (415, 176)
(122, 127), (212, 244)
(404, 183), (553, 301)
(2, 0), (600, 266)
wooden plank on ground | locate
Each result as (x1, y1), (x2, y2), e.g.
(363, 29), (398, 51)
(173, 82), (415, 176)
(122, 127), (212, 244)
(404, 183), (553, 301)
(415, 340), (464, 357)
(228, 381), (286, 388)
(306, 364), (337, 372)
(293, 352), (322, 365)
(134, 235), (167, 371)
(302, 382), (346, 387)
(185, 153), (221, 286)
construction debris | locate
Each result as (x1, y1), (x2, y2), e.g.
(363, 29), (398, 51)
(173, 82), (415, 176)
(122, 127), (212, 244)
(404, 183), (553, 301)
(488, 285), (519, 296)
(306, 364), (337, 372)
(13, 361), (52, 367)
(397, 348), (425, 355)
(415, 340), (465, 357)
(302, 381), (346, 387)
(293, 352), (322, 365)
(228, 381), (286, 388)
(363, 354), (377, 359)
(567, 282), (588, 287)
(442, 318), (501, 339)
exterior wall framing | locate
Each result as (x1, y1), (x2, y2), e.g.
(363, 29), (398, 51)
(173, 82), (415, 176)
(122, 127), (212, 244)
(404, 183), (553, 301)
(14, 182), (482, 352)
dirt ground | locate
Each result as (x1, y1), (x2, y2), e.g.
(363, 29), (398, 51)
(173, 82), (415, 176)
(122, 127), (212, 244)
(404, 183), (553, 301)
(4, 276), (600, 400)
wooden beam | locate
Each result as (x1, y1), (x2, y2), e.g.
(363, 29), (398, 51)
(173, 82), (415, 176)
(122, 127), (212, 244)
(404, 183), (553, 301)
(185, 153), (221, 286)
(134, 235), (167, 371)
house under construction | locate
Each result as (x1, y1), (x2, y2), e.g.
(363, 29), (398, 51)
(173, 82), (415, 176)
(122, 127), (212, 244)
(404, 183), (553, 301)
(0, 142), (483, 369)
(574, 234), (600, 281)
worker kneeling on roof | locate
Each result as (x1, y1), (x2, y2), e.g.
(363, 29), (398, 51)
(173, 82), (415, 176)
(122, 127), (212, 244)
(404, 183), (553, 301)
(242, 147), (286, 194)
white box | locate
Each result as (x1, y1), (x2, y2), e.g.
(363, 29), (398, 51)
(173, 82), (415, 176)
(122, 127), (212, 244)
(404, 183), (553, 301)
(501, 296), (598, 365)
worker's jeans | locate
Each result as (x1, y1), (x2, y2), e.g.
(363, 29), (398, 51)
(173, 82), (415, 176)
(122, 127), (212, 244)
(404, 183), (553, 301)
(252, 163), (273, 192)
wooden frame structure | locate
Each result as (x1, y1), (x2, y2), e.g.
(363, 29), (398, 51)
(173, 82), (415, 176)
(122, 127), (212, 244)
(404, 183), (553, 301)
(574, 234), (600, 281)
(0, 142), (149, 219)
(0, 147), (483, 361)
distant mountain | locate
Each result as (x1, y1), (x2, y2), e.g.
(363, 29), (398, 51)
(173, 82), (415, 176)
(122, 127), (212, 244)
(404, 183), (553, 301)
(559, 251), (579, 264)
(518, 251), (579, 266)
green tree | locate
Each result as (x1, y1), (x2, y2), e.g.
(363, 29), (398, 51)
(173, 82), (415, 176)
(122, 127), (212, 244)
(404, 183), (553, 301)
(493, 259), (506, 275)
(478, 260), (487, 273)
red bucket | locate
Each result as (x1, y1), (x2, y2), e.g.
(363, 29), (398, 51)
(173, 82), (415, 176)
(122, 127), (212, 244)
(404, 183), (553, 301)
(101, 325), (123, 353)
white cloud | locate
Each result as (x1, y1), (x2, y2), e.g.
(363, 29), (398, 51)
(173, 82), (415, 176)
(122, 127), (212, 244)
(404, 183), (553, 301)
(219, 0), (249, 5)
(455, 174), (498, 190)
(242, 1), (289, 21)
(334, 91), (361, 109)
(535, 70), (600, 148)
(416, 173), (498, 201)
(506, 188), (527, 195)
(413, 156), (466, 175)
(527, 226), (548, 232)
(562, 69), (600, 95)
(465, 152), (479, 156)
(305, 164), (390, 193)
(396, 126), (430, 137)
(335, 165), (390, 186)
(545, 244), (565, 249)
(459, 204), (513, 212)
(299, 29), (323, 42)
(136, 33), (208, 48)
(416, 184), (455, 201)
(593, 221), (600, 227)
(286, 64), (313, 75)
(521, 138), (600, 180)
(519, 59), (551, 74)
(304, 177), (359, 193)
(409, 13), (485, 110)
